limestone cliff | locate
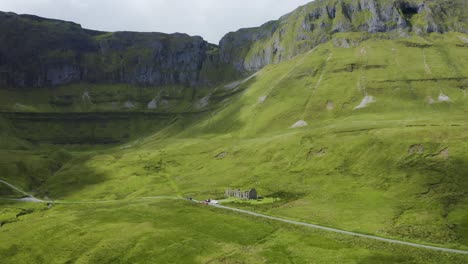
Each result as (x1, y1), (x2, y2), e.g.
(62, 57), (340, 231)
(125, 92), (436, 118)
(220, 0), (468, 72)
(1, 0), (467, 88)
(0, 12), (226, 88)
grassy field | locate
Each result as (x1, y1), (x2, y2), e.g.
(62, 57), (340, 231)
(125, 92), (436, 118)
(1, 32), (467, 262)
(1, 199), (467, 264)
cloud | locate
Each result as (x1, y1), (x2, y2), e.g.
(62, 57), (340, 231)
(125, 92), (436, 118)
(0, 0), (313, 43)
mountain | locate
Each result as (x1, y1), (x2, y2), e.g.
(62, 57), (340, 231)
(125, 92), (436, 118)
(1, 0), (467, 88)
(0, 11), (234, 88)
(0, 0), (468, 263)
(220, 0), (468, 72)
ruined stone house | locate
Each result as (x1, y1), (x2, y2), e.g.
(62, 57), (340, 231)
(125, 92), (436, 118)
(225, 188), (257, 200)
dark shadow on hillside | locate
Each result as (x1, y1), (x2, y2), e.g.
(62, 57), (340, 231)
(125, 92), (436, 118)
(0, 112), (179, 145)
(185, 76), (259, 135)
(40, 153), (110, 199)
(0, 148), (108, 200)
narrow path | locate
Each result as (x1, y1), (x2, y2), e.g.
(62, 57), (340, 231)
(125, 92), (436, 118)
(0, 178), (45, 203)
(423, 49), (432, 75)
(302, 52), (333, 119)
(0, 179), (37, 198)
(261, 48), (313, 100)
(205, 202), (468, 255)
(1, 180), (468, 255)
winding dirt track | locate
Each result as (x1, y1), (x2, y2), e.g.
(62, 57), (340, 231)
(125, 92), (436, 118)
(1, 179), (468, 255)
(205, 202), (468, 255)
(0, 179), (31, 196)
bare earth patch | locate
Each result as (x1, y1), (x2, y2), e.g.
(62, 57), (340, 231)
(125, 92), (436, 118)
(195, 96), (210, 109)
(408, 144), (425, 154)
(82, 91), (92, 103)
(215, 152), (228, 159)
(290, 120), (308, 128)
(258, 96), (267, 104)
(426, 96), (435, 104)
(458, 36), (468, 44)
(307, 148), (328, 160)
(438, 93), (451, 102)
(326, 100), (334, 110)
(147, 98), (158, 109)
(124, 101), (136, 109)
(355, 95), (376, 109)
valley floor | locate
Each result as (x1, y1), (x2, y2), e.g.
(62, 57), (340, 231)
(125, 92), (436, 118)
(1, 199), (468, 264)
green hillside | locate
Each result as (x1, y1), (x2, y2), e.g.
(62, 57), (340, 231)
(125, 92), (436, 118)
(1, 0), (468, 263)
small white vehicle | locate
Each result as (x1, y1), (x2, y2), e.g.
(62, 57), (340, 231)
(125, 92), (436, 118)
(210, 200), (219, 204)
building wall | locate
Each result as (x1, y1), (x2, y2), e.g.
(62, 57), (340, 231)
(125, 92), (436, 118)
(225, 188), (256, 200)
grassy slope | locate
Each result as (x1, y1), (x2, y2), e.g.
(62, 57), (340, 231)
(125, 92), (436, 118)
(0, 200), (467, 264)
(240, 0), (468, 69)
(1, 32), (467, 262)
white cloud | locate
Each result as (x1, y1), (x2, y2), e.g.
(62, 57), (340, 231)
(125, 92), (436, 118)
(0, 0), (313, 43)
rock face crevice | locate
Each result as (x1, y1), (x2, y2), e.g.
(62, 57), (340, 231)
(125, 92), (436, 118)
(0, 12), (226, 88)
(219, 0), (468, 72)
(0, 0), (467, 89)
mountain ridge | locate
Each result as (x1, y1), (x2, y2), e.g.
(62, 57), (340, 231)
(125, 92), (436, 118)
(220, 0), (468, 72)
(1, 0), (467, 89)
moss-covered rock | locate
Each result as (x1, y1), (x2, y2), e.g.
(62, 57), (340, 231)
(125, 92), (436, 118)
(219, 0), (468, 72)
(0, 12), (233, 88)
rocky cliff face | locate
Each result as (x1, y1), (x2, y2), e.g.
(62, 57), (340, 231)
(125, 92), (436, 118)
(1, 0), (467, 88)
(89, 32), (216, 86)
(220, 0), (468, 72)
(0, 12), (225, 88)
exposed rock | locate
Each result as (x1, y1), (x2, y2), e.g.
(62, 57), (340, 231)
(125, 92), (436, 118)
(0, 11), (223, 88)
(427, 147), (450, 159)
(438, 93), (451, 102)
(82, 91), (92, 103)
(459, 36), (468, 43)
(354, 95), (376, 109)
(224, 72), (259, 89)
(408, 144), (424, 154)
(437, 147), (449, 159)
(224, 80), (242, 90)
(124, 101), (135, 109)
(220, 21), (278, 72)
(195, 96), (210, 109)
(258, 96), (267, 104)
(333, 37), (359, 48)
(291, 120), (308, 128)
(426, 96), (435, 104)
(307, 148), (328, 160)
(1, 0), (467, 88)
(219, 0), (468, 73)
(13, 103), (29, 110)
(147, 98), (158, 110)
(46, 65), (81, 86)
(326, 100), (334, 110)
(215, 152), (228, 159)
(160, 100), (169, 108)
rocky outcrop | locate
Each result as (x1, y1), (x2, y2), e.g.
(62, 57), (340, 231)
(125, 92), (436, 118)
(220, 0), (468, 73)
(0, 12), (226, 88)
(1, 0), (467, 88)
(219, 21), (279, 72)
(90, 32), (215, 86)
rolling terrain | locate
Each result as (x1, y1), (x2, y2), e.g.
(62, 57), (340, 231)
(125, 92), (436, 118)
(1, 0), (468, 263)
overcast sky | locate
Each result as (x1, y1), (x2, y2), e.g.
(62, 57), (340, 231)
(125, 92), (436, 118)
(1, 0), (312, 43)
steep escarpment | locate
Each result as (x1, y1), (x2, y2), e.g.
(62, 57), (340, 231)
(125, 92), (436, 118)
(220, 0), (468, 72)
(0, 12), (230, 88)
(2, 0), (467, 88)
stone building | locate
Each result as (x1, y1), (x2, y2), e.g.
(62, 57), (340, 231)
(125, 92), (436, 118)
(225, 188), (257, 200)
